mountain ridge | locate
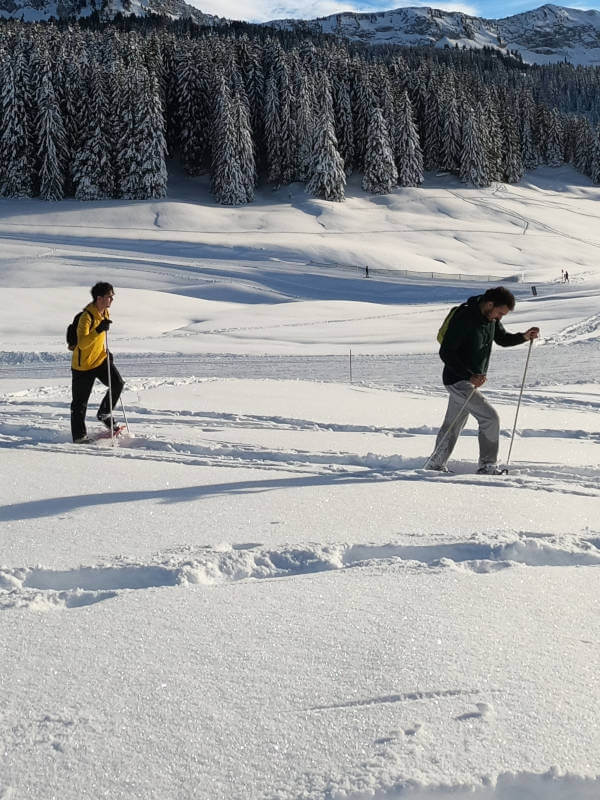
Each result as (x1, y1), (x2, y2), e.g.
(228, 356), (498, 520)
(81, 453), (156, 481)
(262, 4), (600, 66)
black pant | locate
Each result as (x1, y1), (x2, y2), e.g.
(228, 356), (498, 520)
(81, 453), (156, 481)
(71, 356), (124, 441)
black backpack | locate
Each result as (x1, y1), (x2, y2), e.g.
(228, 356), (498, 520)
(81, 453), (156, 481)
(66, 309), (93, 351)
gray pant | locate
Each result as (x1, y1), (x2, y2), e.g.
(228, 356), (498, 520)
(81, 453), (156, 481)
(429, 381), (500, 469)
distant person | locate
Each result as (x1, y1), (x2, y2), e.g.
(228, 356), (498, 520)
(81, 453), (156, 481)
(564, 270), (569, 283)
(70, 282), (124, 443)
(365, 265), (369, 278)
(427, 287), (539, 475)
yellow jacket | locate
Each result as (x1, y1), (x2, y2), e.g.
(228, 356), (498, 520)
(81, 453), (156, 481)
(71, 303), (110, 371)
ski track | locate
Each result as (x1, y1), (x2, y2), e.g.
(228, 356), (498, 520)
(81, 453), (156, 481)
(3, 377), (600, 617)
(1, 383), (599, 497)
(2, 533), (600, 612)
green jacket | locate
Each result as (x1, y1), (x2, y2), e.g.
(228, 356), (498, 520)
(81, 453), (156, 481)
(440, 295), (525, 385)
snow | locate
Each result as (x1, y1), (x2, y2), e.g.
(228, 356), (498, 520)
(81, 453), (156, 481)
(1, 166), (600, 800)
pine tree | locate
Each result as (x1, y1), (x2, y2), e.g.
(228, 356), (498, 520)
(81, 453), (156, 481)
(234, 88), (256, 203)
(306, 75), (346, 202)
(36, 62), (67, 201)
(394, 90), (423, 187)
(137, 72), (168, 199)
(481, 89), (502, 182)
(351, 65), (374, 172)
(422, 76), (442, 171)
(331, 63), (354, 175)
(211, 76), (252, 205)
(0, 53), (33, 198)
(546, 108), (564, 167)
(362, 106), (397, 194)
(460, 106), (489, 187)
(176, 44), (210, 175)
(264, 70), (282, 186)
(440, 78), (461, 174)
(590, 126), (600, 184)
(73, 65), (114, 200)
(501, 100), (524, 184)
(295, 69), (315, 182)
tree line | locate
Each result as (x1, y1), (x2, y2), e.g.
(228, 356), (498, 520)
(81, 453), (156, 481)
(1, 17), (600, 205)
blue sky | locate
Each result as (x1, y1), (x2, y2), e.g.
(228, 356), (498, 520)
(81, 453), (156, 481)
(195, 0), (600, 22)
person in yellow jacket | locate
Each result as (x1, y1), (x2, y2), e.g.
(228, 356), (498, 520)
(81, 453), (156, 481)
(70, 282), (124, 443)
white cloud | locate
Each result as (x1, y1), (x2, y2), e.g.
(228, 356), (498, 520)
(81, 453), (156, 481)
(191, 0), (482, 23)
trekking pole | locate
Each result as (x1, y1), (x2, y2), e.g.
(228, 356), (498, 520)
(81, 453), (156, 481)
(424, 385), (476, 469)
(504, 338), (534, 471)
(106, 327), (114, 445)
(120, 397), (130, 434)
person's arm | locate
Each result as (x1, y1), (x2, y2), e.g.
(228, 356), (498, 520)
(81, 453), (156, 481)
(494, 320), (539, 347)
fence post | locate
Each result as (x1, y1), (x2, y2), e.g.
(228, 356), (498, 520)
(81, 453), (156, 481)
(349, 349), (353, 383)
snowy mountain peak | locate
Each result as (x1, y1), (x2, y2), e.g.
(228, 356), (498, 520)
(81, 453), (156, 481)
(263, 4), (600, 66)
(0, 0), (222, 24)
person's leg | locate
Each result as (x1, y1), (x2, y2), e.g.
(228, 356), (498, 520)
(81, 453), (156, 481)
(428, 381), (472, 469)
(96, 357), (124, 423)
(467, 391), (500, 468)
(70, 369), (96, 441)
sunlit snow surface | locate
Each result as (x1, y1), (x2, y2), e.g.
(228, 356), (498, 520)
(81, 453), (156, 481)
(1, 168), (599, 800)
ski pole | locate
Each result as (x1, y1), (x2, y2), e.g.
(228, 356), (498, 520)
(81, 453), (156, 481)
(424, 385), (476, 469)
(106, 327), (114, 444)
(120, 397), (130, 434)
(504, 338), (534, 470)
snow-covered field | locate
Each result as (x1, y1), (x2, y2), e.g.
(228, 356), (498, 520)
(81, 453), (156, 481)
(1, 167), (599, 800)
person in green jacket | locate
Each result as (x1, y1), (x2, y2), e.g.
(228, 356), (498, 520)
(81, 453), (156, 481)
(427, 286), (539, 475)
(70, 282), (124, 443)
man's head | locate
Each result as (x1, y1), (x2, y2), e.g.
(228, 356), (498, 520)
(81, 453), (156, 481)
(480, 286), (515, 322)
(91, 282), (115, 312)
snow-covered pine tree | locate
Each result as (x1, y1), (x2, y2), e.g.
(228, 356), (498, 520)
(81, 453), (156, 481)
(440, 77), (461, 174)
(422, 76), (442, 171)
(305, 74), (346, 202)
(545, 108), (564, 167)
(573, 116), (594, 176)
(137, 71), (168, 199)
(72, 65), (114, 200)
(534, 104), (551, 165)
(481, 88), (502, 182)
(295, 69), (316, 182)
(211, 75), (249, 205)
(237, 37), (264, 173)
(60, 53), (89, 197)
(362, 106), (397, 194)
(518, 90), (539, 170)
(460, 106), (490, 187)
(331, 62), (354, 175)
(117, 63), (166, 200)
(589, 125), (600, 184)
(176, 44), (210, 176)
(393, 90), (423, 187)
(0, 52), (33, 198)
(263, 60), (282, 186)
(233, 87), (256, 204)
(276, 49), (296, 186)
(500, 95), (524, 183)
(36, 59), (67, 201)
(350, 63), (374, 172)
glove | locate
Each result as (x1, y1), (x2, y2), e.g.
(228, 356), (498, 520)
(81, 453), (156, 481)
(96, 318), (112, 334)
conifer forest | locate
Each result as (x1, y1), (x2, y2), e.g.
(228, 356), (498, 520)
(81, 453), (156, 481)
(2, 16), (600, 205)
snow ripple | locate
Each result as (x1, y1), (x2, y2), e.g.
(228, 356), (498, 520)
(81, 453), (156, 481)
(2, 534), (599, 611)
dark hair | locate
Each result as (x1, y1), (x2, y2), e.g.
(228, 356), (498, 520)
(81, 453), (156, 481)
(482, 286), (515, 310)
(91, 282), (114, 300)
